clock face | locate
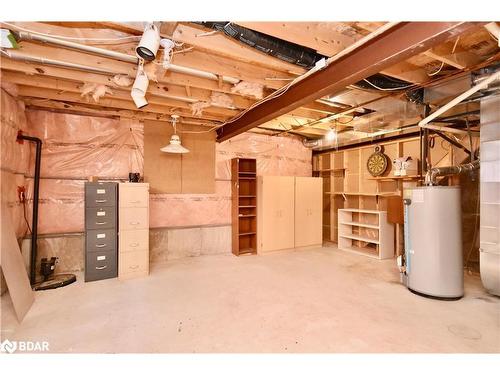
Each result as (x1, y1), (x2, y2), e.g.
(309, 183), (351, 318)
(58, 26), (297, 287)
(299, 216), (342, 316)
(367, 152), (388, 176)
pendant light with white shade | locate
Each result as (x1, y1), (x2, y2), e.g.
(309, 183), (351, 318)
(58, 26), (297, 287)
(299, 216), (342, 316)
(160, 115), (190, 154)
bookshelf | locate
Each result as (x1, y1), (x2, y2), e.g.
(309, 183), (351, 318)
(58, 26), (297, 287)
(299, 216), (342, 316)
(231, 158), (257, 256)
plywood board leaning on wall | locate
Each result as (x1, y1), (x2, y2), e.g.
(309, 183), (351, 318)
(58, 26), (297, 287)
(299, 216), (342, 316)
(0, 203), (35, 322)
(144, 120), (215, 194)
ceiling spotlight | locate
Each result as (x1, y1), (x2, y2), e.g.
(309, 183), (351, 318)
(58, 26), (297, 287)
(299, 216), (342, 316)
(131, 61), (149, 108)
(160, 115), (189, 154)
(325, 128), (337, 142)
(136, 22), (161, 61)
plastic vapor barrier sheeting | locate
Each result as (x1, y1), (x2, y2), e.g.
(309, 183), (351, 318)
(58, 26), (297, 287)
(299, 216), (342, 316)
(12, 109), (312, 234)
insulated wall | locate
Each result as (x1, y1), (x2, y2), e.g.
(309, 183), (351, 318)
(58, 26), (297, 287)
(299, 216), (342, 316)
(18, 109), (312, 271)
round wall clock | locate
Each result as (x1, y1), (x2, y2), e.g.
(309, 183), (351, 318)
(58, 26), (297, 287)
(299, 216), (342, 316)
(366, 145), (389, 177)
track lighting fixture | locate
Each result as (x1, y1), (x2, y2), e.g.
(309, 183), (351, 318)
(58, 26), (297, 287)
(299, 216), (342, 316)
(136, 22), (161, 61)
(131, 60), (149, 108)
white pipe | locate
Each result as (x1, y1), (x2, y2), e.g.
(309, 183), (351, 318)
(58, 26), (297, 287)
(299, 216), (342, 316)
(419, 70), (500, 130)
(1, 49), (116, 75)
(167, 64), (239, 84)
(16, 30), (240, 85)
(17, 31), (138, 63)
(419, 124), (478, 136)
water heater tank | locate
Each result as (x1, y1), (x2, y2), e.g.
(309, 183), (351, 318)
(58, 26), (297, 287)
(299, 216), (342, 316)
(404, 186), (463, 299)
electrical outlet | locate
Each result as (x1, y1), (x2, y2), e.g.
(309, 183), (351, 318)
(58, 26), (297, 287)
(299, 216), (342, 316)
(17, 186), (26, 203)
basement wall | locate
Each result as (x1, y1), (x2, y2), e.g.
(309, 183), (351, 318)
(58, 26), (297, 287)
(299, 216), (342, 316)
(17, 109), (311, 272)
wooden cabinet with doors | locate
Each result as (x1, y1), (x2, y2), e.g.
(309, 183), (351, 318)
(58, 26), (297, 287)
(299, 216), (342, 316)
(257, 176), (295, 253)
(294, 177), (323, 248)
(231, 158), (257, 256)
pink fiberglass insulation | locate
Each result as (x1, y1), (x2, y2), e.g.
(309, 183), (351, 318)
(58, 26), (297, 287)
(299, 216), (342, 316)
(25, 111), (143, 179)
(24, 109), (312, 233)
(1, 88), (31, 238)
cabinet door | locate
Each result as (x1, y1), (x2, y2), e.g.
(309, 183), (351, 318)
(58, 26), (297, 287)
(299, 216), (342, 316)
(295, 177), (323, 247)
(258, 176), (295, 253)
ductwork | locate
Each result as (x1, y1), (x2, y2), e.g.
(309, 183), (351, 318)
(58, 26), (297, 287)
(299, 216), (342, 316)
(424, 159), (480, 186)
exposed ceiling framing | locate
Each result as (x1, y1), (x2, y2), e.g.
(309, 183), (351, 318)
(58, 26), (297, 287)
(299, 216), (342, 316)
(216, 22), (484, 142)
(0, 21), (498, 144)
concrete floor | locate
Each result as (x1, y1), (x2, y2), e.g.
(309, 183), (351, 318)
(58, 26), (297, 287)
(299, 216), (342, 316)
(1, 246), (499, 353)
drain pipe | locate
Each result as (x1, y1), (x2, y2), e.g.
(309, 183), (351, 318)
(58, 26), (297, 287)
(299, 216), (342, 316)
(424, 159), (480, 186)
(16, 131), (42, 285)
(13, 30), (240, 84)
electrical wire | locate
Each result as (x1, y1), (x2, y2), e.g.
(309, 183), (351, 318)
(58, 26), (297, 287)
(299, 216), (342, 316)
(3, 22), (142, 44)
(22, 196), (32, 235)
(179, 125), (221, 134)
(428, 36), (461, 77)
(362, 78), (417, 91)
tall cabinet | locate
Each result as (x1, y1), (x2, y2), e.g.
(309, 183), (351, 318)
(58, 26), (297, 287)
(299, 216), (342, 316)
(257, 176), (295, 253)
(295, 177), (323, 248)
(118, 183), (150, 280)
(257, 176), (322, 253)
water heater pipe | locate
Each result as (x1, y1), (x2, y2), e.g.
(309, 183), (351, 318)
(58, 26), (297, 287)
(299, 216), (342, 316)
(424, 159), (480, 186)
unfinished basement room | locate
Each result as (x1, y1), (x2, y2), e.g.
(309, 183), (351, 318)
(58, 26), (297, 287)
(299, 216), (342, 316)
(0, 3), (499, 371)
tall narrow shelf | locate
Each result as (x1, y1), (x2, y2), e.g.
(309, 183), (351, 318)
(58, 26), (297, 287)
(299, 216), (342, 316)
(231, 158), (257, 256)
(337, 209), (394, 259)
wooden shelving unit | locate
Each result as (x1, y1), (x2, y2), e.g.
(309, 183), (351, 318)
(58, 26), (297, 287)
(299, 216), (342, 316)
(313, 136), (430, 250)
(337, 209), (394, 259)
(231, 158), (257, 256)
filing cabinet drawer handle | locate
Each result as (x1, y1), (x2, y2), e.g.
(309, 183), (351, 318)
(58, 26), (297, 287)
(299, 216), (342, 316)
(130, 243), (139, 247)
(130, 200), (141, 204)
(96, 244), (107, 248)
(129, 265), (139, 270)
(95, 199), (107, 203)
(95, 265), (107, 270)
(96, 222), (107, 225)
(130, 221), (140, 225)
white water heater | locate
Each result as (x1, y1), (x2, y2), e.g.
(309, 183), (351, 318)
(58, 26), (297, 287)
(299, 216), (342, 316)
(402, 186), (463, 299)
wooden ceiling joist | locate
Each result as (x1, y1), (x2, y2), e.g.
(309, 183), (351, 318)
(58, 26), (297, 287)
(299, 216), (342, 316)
(236, 21), (432, 85)
(216, 22), (483, 142)
(1, 70), (239, 118)
(23, 98), (218, 126)
(16, 86), (227, 122)
(172, 23), (306, 75)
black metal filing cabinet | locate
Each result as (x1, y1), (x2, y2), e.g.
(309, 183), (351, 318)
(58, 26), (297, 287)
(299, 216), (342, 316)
(84, 182), (118, 282)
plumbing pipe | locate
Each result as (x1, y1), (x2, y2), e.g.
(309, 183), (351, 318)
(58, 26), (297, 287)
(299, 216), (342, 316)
(419, 123), (473, 136)
(16, 131), (42, 285)
(424, 159), (479, 186)
(17, 31), (138, 63)
(419, 70), (500, 130)
(1, 49), (117, 75)
(14, 30), (241, 84)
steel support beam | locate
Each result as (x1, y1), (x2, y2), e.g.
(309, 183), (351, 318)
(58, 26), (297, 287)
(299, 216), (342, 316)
(217, 22), (483, 142)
